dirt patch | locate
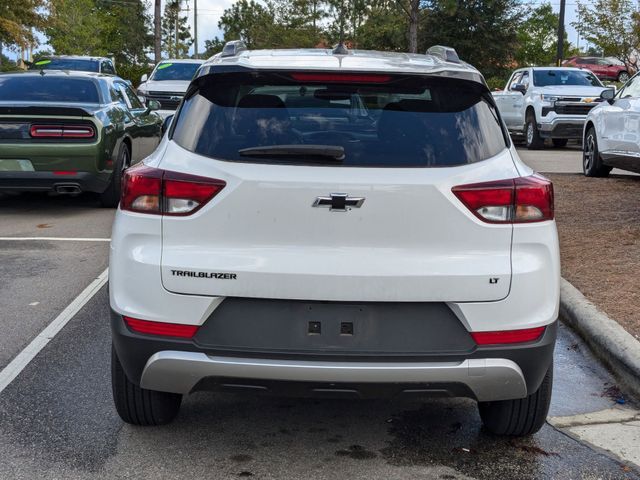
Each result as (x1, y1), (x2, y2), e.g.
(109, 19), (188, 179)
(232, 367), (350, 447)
(548, 173), (640, 340)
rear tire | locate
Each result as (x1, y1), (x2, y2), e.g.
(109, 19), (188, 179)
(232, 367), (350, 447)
(478, 363), (553, 436)
(583, 127), (611, 177)
(552, 138), (568, 148)
(111, 345), (182, 426)
(100, 142), (130, 208)
(618, 71), (630, 84)
(525, 112), (544, 150)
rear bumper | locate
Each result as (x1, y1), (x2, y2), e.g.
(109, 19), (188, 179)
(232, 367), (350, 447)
(141, 352), (528, 401)
(111, 309), (557, 401)
(0, 171), (108, 193)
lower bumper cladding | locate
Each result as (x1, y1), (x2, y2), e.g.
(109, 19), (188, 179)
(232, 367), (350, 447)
(140, 351), (528, 401)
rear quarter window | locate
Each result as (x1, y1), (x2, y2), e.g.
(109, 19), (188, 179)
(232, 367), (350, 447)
(172, 72), (507, 167)
(0, 76), (100, 103)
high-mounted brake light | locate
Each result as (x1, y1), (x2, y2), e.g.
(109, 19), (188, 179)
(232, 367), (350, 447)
(120, 164), (226, 215)
(452, 175), (553, 223)
(30, 124), (95, 138)
(471, 326), (545, 345)
(124, 316), (199, 338)
(290, 73), (392, 83)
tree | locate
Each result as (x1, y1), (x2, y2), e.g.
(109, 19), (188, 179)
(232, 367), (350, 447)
(574, 0), (640, 70)
(0, 0), (43, 52)
(46, 0), (104, 55)
(421, 0), (520, 78)
(394, 0), (423, 53)
(515, 3), (570, 66)
(97, 0), (152, 65)
(162, 0), (193, 58)
(357, 1), (407, 51)
(218, 0), (274, 48)
(202, 37), (224, 58)
(46, 0), (151, 65)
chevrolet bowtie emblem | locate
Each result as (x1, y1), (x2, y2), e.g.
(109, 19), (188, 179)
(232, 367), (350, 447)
(312, 193), (365, 212)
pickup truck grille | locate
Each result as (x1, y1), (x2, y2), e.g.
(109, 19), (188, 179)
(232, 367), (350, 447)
(554, 103), (597, 115)
(146, 91), (183, 110)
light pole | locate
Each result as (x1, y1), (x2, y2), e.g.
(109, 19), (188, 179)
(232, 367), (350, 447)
(556, 0), (566, 65)
(194, 0), (198, 58)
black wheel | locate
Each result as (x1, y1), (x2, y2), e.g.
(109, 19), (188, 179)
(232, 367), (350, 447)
(100, 142), (130, 208)
(618, 71), (630, 84)
(552, 138), (568, 148)
(478, 363), (553, 436)
(583, 127), (611, 177)
(111, 345), (182, 426)
(525, 111), (544, 150)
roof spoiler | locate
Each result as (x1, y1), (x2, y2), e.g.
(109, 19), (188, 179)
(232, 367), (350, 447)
(221, 40), (247, 58)
(426, 45), (461, 64)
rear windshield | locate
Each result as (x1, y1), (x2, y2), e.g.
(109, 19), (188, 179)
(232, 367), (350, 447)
(31, 58), (100, 72)
(171, 72), (507, 167)
(151, 62), (201, 81)
(533, 69), (603, 87)
(0, 76), (100, 103)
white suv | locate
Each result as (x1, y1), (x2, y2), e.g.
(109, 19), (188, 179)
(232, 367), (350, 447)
(583, 74), (640, 176)
(110, 44), (560, 436)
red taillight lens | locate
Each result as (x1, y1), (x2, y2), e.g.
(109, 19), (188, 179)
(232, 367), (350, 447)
(124, 316), (199, 338)
(290, 72), (392, 83)
(452, 175), (553, 223)
(163, 171), (226, 216)
(30, 124), (95, 138)
(471, 327), (546, 345)
(120, 164), (225, 215)
(121, 164), (163, 214)
(514, 175), (554, 222)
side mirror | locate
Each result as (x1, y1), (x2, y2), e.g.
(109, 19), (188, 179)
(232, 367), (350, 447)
(511, 83), (527, 94)
(140, 73), (148, 83)
(145, 99), (161, 113)
(138, 95), (146, 105)
(600, 88), (615, 103)
(162, 114), (174, 136)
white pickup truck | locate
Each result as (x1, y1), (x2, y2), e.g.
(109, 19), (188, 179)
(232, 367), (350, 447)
(493, 67), (608, 149)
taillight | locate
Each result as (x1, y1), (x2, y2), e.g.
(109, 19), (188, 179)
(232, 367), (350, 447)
(471, 326), (545, 345)
(120, 164), (225, 215)
(30, 124), (95, 138)
(452, 175), (553, 223)
(124, 316), (199, 338)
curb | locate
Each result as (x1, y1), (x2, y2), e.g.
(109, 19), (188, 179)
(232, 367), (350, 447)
(560, 278), (640, 400)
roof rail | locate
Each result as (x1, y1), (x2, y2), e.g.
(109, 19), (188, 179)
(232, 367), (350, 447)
(221, 40), (247, 58)
(426, 45), (461, 64)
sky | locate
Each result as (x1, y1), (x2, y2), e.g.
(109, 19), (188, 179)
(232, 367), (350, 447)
(10, 0), (587, 60)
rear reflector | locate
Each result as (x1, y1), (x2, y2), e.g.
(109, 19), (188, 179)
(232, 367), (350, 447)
(120, 164), (225, 216)
(290, 73), (392, 83)
(30, 124), (95, 138)
(124, 316), (199, 338)
(471, 327), (545, 345)
(452, 175), (553, 223)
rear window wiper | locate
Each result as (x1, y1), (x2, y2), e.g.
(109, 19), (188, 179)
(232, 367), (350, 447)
(238, 144), (345, 161)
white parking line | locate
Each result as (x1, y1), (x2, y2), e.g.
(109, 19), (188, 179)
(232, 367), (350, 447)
(0, 237), (110, 242)
(0, 268), (108, 394)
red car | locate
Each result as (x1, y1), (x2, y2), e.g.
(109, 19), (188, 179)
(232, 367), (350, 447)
(564, 56), (632, 83)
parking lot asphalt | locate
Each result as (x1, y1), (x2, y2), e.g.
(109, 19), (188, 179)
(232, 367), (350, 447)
(0, 149), (639, 479)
